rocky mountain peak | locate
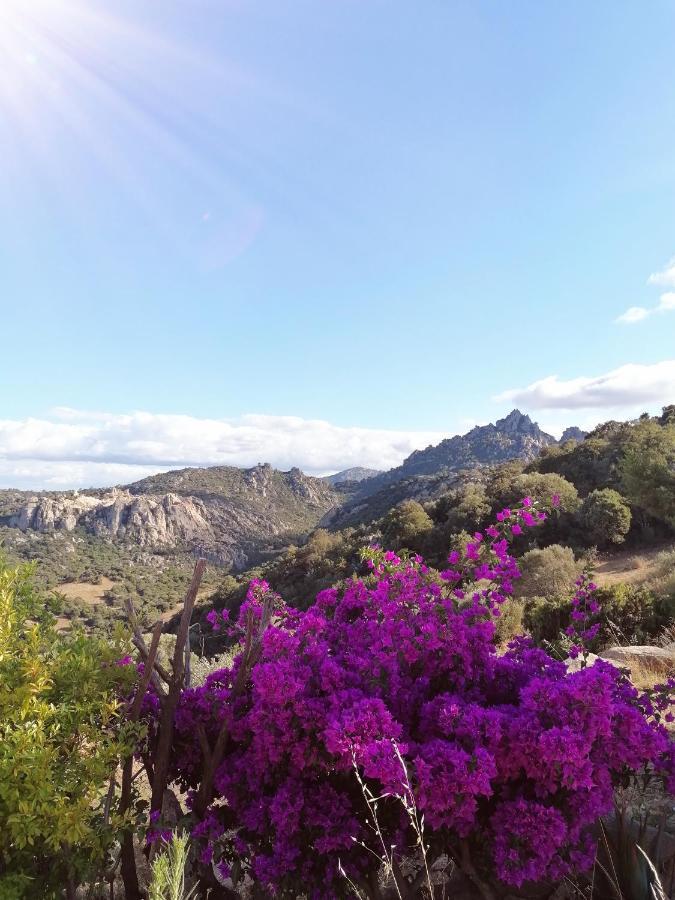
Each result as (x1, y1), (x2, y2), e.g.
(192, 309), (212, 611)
(495, 409), (540, 437)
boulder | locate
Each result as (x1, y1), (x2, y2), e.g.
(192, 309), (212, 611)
(600, 645), (675, 676)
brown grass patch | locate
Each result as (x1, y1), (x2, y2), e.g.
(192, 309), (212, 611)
(594, 543), (675, 588)
(56, 576), (116, 605)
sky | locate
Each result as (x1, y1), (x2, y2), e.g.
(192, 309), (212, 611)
(1, 0), (674, 489)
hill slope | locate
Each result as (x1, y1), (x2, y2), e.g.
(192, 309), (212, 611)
(329, 409), (559, 526)
(0, 463), (340, 571)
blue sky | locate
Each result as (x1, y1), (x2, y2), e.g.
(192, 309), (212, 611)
(1, 0), (674, 487)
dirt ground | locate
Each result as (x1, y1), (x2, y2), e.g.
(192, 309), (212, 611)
(594, 543), (675, 587)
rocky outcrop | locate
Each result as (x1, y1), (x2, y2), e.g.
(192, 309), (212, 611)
(338, 410), (558, 515)
(600, 645), (675, 675)
(9, 493), (102, 532)
(4, 466), (340, 571)
(560, 426), (587, 443)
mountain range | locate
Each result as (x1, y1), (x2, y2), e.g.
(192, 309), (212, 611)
(0, 410), (584, 574)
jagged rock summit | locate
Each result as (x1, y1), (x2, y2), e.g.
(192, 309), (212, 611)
(353, 409), (557, 499)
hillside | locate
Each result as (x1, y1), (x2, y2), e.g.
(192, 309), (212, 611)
(0, 410), (593, 628)
(0, 463), (339, 569)
(329, 409), (563, 527)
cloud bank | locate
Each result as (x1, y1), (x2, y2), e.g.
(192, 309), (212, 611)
(496, 359), (675, 411)
(0, 410), (453, 490)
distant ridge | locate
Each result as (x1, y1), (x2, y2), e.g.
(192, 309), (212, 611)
(323, 467), (382, 487)
(1, 463), (339, 571)
(350, 409), (558, 501)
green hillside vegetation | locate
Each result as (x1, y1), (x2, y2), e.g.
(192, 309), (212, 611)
(198, 410), (675, 656)
(0, 528), (217, 631)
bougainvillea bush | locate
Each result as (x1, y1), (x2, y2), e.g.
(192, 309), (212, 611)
(157, 501), (674, 898)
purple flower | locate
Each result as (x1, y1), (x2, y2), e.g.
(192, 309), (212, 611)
(155, 498), (673, 897)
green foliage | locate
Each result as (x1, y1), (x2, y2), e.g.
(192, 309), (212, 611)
(493, 598), (525, 646)
(658, 404), (675, 426)
(149, 832), (196, 900)
(440, 483), (492, 533)
(621, 421), (675, 528)
(580, 488), (632, 547)
(0, 559), (134, 897)
(524, 582), (673, 651)
(492, 471), (581, 514)
(381, 500), (433, 550)
(0, 526), (217, 632)
(523, 595), (571, 648)
(515, 544), (581, 599)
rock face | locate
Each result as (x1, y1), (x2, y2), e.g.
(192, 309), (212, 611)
(4, 465), (340, 571)
(346, 409), (557, 505)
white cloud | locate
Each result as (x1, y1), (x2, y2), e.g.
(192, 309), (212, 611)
(495, 359), (675, 410)
(0, 410), (454, 490)
(615, 258), (675, 323)
(616, 306), (650, 324)
(648, 257), (675, 288)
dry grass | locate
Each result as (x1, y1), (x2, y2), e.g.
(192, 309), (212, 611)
(56, 576), (116, 605)
(594, 543), (675, 588)
(626, 657), (675, 691)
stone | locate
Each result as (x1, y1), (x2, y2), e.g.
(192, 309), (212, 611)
(600, 645), (675, 676)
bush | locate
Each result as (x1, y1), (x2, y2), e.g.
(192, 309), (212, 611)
(0, 560), (133, 897)
(515, 545), (581, 599)
(493, 597), (525, 645)
(381, 499), (434, 550)
(580, 488), (632, 546)
(524, 583), (674, 650)
(154, 501), (674, 898)
(492, 472), (580, 515)
(523, 594), (571, 647)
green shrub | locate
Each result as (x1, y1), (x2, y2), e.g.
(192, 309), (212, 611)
(523, 595), (571, 648)
(580, 488), (632, 546)
(494, 598), (525, 646)
(381, 500), (434, 551)
(524, 583), (673, 651)
(0, 560), (134, 897)
(515, 544), (581, 599)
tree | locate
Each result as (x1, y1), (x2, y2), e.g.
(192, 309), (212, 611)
(621, 422), (675, 528)
(443, 483), (492, 532)
(658, 404), (675, 426)
(381, 499), (433, 550)
(580, 488), (632, 546)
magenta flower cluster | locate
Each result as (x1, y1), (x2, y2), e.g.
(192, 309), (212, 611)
(565, 573), (601, 658)
(155, 501), (673, 897)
